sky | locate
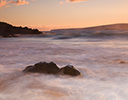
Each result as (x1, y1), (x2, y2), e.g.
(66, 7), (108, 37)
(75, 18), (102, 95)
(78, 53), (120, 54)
(0, 0), (128, 31)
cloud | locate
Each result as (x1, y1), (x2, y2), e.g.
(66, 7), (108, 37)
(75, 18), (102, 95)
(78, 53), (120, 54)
(60, 1), (63, 4)
(0, 0), (9, 8)
(5, 4), (10, 7)
(28, 25), (52, 31)
(66, 0), (88, 3)
(28, 25), (76, 31)
(0, 0), (29, 8)
(0, 17), (4, 20)
(0, 0), (88, 8)
(11, 0), (29, 5)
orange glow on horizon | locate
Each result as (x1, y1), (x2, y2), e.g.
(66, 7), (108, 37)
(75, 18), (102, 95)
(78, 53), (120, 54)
(0, 0), (128, 31)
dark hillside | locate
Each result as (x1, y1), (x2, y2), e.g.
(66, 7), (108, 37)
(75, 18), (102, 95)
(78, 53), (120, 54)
(0, 22), (42, 37)
(52, 23), (128, 31)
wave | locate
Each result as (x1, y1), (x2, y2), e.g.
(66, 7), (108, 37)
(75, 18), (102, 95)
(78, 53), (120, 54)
(43, 30), (128, 39)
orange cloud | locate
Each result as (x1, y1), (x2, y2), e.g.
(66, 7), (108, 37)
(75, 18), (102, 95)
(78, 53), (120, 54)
(60, 1), (63, 4)
(5, 4), (9, 7)
(0, 0), (9, 8)
(66, 0), (88, 2)
(0, 17), (4, 20)
(11, 0), (29, 5)
(0, 0), (29, 8)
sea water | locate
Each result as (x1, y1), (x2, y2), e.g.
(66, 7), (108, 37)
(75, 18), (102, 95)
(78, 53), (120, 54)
(0, 36), (128, 100)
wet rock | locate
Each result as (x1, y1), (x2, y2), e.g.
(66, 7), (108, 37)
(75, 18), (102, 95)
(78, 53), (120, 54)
(114, 59), (128, 64)
(23, 62), (60, 74)
(120, 60), (128, 64)
(23, 62), (81, 76)
(60, 65), (81, 76)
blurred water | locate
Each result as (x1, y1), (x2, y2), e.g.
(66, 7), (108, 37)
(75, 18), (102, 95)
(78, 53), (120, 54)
(0, 36), (128, 100)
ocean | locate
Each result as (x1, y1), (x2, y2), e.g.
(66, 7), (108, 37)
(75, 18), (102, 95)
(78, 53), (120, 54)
(0, 35), (128, 100)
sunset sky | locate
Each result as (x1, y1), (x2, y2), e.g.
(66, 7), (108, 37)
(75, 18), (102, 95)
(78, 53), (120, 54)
(0, 0), (128, 31)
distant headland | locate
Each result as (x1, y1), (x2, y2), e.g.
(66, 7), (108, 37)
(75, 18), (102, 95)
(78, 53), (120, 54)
(49, 23), (128, 38)
(52, 23), (128, 31)
(0, 22), (42, 38)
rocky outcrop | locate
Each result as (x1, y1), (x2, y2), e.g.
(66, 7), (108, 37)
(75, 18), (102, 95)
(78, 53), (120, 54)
(23, 62), (60, 74)
(0, 22), (42, 38)
(23, 62), (81, 76)
(59, 65), (81, 76)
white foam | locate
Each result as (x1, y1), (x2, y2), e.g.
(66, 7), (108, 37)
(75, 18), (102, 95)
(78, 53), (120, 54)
(0, 37), (128, 100)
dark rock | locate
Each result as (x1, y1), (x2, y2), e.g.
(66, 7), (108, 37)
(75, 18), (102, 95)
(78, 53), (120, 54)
(0, 22), (42, 38)
(120, 60), (128, 64)
(23, 62), (81, 76)
(60, 65), (81, 76)
(23, 62), (60, 74)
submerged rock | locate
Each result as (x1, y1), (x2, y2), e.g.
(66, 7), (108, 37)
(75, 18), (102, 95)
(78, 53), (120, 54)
(120, 60), (127, 64)
(60, 65), (81, 76)
(119, 60), (128, 64)
(23, 62), (60, 74)
(115, 59), (128, 64)
(23, 62), (81, 76)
